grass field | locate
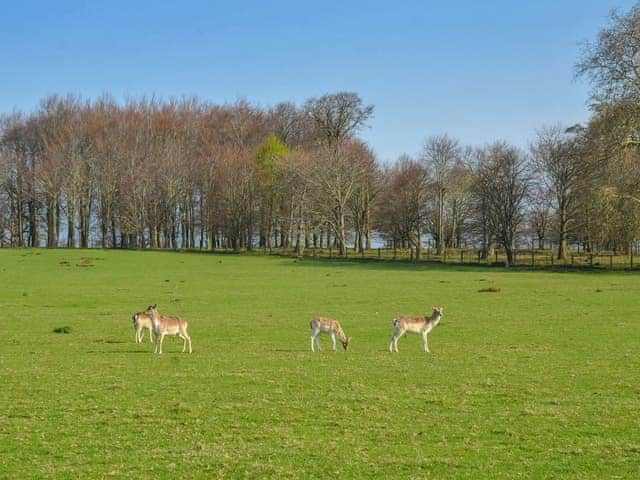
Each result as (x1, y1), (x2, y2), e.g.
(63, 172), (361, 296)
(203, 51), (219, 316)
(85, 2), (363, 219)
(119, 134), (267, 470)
(1, 249), (639, 479)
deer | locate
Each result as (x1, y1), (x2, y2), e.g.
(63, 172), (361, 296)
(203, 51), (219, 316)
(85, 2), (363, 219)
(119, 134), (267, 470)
(310, 317), (351, 352)
(132, 310), (154, 344)
(389, 306), (444, 353)
(144, 304), (192, 354)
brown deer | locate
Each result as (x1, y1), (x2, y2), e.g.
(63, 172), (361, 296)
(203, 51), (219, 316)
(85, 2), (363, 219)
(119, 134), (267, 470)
(389, 306), (443, 353)
(132, 310), (154, 343)
(144, 304), (192, 354)
(310, 317), (351, 352)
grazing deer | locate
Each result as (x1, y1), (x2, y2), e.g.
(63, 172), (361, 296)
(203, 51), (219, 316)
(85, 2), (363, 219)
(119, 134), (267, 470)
(132, 310), (154, 343)
(389, 306), (444, 353)
(310, 317), (351, 352)
(144, 304), (192, 354)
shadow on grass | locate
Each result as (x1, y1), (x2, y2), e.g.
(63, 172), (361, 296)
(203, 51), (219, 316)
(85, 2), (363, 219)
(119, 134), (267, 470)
(272, 255), (636, 276)
(85, 349), (151, 354)
(57, 247), (636, 276)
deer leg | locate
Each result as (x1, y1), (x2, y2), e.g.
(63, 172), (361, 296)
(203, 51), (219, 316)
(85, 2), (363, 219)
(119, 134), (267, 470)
(395, 330), (405, 352)
(422, 332), (430, 353)
(331, 333), (337, 351)
(149, 328), (154, 343)
(310, 328), (320, 352)
(179, 331), (192, 353)
(390, 329), (402, 352)
(316, 337), (323, 351)
(157, 333), (166, 354)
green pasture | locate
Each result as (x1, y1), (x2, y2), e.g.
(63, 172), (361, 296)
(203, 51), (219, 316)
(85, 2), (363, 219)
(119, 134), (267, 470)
(0, 249), (638, 478)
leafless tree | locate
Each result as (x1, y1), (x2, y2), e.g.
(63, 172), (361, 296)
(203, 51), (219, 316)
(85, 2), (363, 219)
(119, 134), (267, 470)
(475, 143), (530, 266)
(531, 125), (582, 259)
(421, 134), (460, 254)
(376, 155), (429, 259)
(576, 4), (640, 105)
(304, 92), (374, 148)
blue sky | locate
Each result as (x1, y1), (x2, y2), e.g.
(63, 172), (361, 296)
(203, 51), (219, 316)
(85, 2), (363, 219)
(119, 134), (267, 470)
(0, 0), (636, 162)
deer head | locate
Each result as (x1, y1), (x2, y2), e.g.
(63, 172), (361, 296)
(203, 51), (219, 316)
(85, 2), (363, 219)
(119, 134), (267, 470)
(341, 337), (352, 351)
(144, 304), (159, 318)
(430, 306), (444, 322)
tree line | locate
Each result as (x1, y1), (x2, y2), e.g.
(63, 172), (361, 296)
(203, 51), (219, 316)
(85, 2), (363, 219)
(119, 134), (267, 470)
(2, 4), (640, 265)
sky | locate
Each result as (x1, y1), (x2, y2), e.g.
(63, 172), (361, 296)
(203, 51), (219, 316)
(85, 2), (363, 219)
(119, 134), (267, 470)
(0, 0), (637, 162)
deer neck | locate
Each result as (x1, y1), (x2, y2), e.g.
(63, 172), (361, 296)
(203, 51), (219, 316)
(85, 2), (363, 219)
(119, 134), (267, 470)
(429, 312), (442, 325)
(150, 310), (161, 328)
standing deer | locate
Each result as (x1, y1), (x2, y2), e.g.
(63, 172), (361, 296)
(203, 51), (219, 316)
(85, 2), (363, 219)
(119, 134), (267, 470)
(132, 310), (154, 343)
(389, 306), (444, 353)
(144, 304), (192, 354)
(310, 317), (351, 352)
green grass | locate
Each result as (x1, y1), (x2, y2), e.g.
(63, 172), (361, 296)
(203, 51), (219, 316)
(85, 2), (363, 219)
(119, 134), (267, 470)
(0, 249), (639, 479)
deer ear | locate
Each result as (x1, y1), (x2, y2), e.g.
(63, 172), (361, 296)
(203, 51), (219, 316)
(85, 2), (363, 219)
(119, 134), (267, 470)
(152, 304), (157, 308)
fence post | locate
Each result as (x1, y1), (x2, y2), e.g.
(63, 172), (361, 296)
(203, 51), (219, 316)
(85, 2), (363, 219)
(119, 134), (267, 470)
(631, 248), (634, 269)
(531, 247), (534, 267)
(478, 250), (481, 264)
(460, 250), (464, 264)
(329, 247), (332, 258)
(443, 249), (447, 263)
(610, 255), (613, 269)
(378, 247), (381, 258)
(495, 250), (498, 264)
(551, 255), (554, 266)
(589, 254), (593, 267)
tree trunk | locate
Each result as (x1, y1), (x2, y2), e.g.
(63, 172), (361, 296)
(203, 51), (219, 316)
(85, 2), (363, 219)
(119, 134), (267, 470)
(557, 206), (568, 260)
(338, 209), (346, 256)
(67, 201), (76, 248)
(437, 187), (445, 255)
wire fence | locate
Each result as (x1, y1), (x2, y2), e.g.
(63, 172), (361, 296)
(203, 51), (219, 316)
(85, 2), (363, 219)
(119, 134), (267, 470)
(228, 246), (640, 270)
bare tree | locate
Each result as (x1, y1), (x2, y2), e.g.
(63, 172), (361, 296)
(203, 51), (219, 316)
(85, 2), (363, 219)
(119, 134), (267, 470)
(307, 141), (369, 256)
(475, 143), (530, 266)
(528, 183), (553, 250)
(531, 125), (582, 259)
(304, 92), (374, 256)
(421, 134), (460, 254)
(376, 155), (429, 259)
(304, 92), (374, 148)
(576, 4), (640, 105)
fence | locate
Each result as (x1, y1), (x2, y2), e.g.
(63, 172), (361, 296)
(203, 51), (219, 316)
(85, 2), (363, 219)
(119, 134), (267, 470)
(232, 246), (640, 270)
